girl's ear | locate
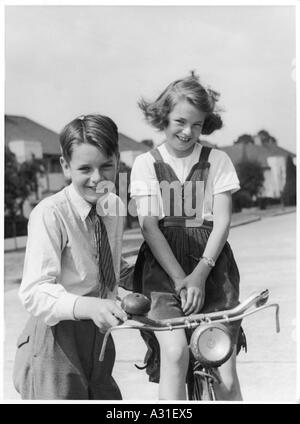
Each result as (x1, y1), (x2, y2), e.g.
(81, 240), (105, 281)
(60, 156), (71, 179)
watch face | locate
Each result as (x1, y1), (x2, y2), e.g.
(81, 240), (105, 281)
(203, 256), (214, 267)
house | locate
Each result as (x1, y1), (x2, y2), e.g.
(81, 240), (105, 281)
(221, 142), (296, 199)
(116, 132), (150, 167)
(5, 114), (149, 176)
(5, 115), (65, 198)
(5, 115), (150, 215)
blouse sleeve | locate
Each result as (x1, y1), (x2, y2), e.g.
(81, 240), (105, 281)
(130, 153), (161, 197)
(130, 153), (164, 223)
(211, 150), (240, 195)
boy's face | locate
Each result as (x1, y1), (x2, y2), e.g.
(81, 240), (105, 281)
(164, 99), (206, 156)
(60, 143), (119, 205)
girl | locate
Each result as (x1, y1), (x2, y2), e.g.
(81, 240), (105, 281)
(13, 114), (128, 400)
(130, 75), (244, 400)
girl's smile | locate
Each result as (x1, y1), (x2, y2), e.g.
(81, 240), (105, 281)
(164, 100), (206, 157)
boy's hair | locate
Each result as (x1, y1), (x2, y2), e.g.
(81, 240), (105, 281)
(60, 114), (119, 163)
(138, 75), (223, 135)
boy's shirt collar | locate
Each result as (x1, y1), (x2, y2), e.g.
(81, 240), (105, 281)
(67, 183), (109, 221)
(67, 183), (91, 221)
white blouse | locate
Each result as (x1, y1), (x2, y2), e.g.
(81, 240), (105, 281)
(130, 143), (240, 223)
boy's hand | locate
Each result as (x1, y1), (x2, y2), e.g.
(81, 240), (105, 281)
(74, 297), (127, 331)
(91, 299), (128, 332)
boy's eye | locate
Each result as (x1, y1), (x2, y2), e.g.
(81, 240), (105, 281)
(79, 166), (91, 172)
(175, 119), (185, 124)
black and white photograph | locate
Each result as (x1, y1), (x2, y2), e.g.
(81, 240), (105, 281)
(2, 1), (298, 404)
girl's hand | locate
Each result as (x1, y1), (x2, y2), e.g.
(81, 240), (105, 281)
(174, 274), (206, 315)
(181, 284), (206, 315)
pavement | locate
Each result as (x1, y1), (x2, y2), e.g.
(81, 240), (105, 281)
(121, 205), (295, 258)
(3, 206), (297, 402)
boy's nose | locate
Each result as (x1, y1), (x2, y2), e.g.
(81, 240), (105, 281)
(91, 169), (102, 184)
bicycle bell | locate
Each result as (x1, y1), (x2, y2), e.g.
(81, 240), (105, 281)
(190, 323), (234, 367)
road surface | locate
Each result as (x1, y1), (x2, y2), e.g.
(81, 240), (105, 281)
(3, 212), (297, 402)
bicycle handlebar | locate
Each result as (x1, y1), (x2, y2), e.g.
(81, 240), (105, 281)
(158, 288), (270, 326)
(99, 289), (280, 362)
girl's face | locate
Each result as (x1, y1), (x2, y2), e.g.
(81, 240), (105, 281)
(164, 99), (206, 157)
(60, 143), (118, 205)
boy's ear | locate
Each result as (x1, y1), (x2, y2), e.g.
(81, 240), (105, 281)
(60, 156), (71, 179)
(114, 152), (120, 173)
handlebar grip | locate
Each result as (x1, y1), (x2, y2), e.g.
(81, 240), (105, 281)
(228, 289), (269, 316)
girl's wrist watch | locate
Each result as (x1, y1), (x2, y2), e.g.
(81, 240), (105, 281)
(200, 256), (215, 268)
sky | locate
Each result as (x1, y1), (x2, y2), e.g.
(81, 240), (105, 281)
(4, 4), (297, 153)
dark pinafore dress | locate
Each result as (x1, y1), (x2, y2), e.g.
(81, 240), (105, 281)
(133, 145), (246, 383)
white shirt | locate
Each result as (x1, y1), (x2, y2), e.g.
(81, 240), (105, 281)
(130, 143), (240, 222)
(19, 183), (126, 326)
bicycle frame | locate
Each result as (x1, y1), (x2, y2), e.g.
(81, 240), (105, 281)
(190, 366), (220, 401)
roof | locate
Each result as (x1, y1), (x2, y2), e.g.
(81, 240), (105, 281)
(118, 133), (149, 152)
(5, 115), (148, 155)
(5, 115), (61, 155)
(221, 143), (295, 168)
(261, 143), (296, 158)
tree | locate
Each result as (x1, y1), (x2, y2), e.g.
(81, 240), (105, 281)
(5, 147), (45, 246)
(233, 160), (265, 210)
(256, 130), (277, 146)
(234, 134), (255, 145)
(5, 147), (22, 218)
(235, 160), (265, 197)
(282, 155), (296, 206)
(19, 154), (45, 201)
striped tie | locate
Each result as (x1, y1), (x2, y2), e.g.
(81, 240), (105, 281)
(89, 204), (116, 297)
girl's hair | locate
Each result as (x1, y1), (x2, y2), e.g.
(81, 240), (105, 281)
(138, 74), (223, 135)
(59, 114), (119, 163)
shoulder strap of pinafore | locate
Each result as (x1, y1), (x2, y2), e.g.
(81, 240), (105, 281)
(198, 145), (212, 164)
(150, 148), (164, 162)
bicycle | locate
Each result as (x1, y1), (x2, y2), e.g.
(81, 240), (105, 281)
(99, 289), (280, 400)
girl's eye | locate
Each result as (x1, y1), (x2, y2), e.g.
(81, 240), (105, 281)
(175, 120), (185, 125)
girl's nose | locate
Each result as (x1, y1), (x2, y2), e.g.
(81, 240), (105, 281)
(182, 125), (192, 136)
